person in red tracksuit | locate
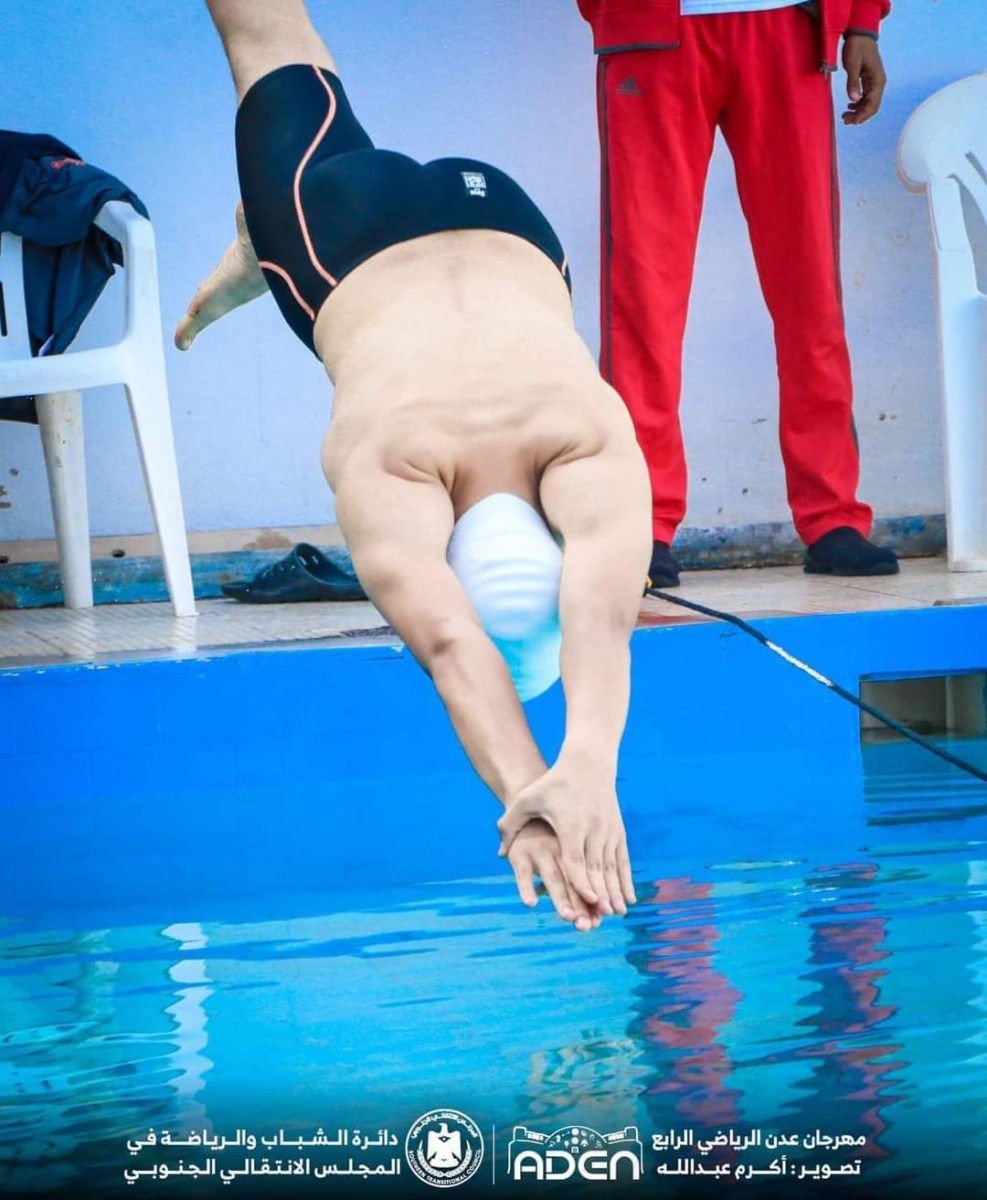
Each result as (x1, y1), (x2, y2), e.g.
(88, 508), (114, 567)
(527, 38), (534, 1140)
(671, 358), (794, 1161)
(578, 0), (898, 587)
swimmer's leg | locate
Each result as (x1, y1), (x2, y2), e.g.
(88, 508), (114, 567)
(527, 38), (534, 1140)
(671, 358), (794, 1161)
(178, 1), (338, 348)
(206, 0), (336, 103)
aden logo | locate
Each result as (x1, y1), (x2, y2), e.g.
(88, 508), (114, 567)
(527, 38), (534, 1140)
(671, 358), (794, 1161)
(405, 1109), (484, 1188)
(508, 1124), (643, 1183)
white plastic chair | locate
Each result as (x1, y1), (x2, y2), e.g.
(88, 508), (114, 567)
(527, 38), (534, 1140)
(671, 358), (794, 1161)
(0, 201), (196, 613)
(898, 72), (987, 572)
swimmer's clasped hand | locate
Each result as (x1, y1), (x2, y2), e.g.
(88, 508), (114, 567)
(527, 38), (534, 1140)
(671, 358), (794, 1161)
(504, 818), (594, 932)
(498, 763), (636, 927)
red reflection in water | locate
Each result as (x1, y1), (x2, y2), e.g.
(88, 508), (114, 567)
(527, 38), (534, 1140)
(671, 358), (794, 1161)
(796, 864), (904, 1160)
(638, 876), (743, 1129)
(631, 865), (906, 1161)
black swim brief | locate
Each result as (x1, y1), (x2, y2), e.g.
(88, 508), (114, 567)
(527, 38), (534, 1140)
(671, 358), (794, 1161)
(234, 64), (572, 353)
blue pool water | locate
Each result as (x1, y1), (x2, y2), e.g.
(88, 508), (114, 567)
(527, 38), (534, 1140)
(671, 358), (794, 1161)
(3, 609), (986, 1195)
(2, 735), (986, 1197)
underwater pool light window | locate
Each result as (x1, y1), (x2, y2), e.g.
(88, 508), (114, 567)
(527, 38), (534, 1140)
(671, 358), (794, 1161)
(859, 671), (987, 745)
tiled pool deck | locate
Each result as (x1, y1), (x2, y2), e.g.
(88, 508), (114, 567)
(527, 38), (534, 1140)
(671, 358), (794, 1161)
(1, 556), (985, 667)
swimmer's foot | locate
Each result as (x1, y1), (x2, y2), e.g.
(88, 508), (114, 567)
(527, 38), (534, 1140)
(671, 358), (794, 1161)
(175, 204), (268, 350)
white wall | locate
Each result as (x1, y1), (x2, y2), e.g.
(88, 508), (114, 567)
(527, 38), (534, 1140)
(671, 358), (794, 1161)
(0, 0), (983, 542)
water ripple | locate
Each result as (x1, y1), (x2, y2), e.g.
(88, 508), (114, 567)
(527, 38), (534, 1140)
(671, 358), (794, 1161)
(1, 739), (985, 1194)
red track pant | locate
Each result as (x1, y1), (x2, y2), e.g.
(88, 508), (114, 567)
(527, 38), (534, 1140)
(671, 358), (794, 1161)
(596, 6), (873, 545)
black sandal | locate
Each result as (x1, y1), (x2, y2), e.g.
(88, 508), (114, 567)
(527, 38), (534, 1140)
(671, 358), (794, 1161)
(220, 543), (367, 603)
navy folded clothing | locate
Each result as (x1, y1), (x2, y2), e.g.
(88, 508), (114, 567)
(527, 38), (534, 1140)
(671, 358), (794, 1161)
(0, 129), (148, 425)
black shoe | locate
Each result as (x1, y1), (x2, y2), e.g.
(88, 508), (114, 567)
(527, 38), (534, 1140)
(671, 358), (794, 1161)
(646, 540), (681, 591)
(804, 527), (899, 577)
(221, 543), (368, 603)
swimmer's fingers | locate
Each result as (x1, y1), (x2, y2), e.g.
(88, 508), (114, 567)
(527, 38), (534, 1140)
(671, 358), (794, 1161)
(505, 818), (597, 931)
(603, 844), (628, 917)
(617, 841), (637, 908)
(532, 854), (580, 926)
(499, 799), (600, 907)
(585, 823), (614, 916)
(510, 855), (538, 909)
(560, 842), (602, 911)
(505, 822), (574, 920)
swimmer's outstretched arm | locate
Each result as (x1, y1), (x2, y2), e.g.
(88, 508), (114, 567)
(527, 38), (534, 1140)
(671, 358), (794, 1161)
(496, 437), (652, 917)
(333, 462), (601, 931)
(335, 467), (547, 803)
(175, 202), (268, 350)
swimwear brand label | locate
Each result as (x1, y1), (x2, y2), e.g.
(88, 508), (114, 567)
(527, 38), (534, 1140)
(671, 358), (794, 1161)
(461, 171), (487, 197)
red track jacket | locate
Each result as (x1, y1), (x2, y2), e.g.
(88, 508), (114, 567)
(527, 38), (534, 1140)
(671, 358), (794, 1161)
(577, 1), (891, 71)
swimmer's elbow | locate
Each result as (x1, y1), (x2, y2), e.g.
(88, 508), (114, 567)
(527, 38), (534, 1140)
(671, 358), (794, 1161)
(349, 547), (489, 674)
(416, 615), (486, 676)
(562, 596), (636, 641)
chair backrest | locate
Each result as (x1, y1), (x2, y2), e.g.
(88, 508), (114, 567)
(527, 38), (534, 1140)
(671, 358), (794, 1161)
(0, 231), (32, 361)
(898, 73), (987, 263)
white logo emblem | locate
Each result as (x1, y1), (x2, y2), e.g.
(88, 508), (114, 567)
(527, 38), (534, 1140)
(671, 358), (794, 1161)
(508, 1124), (643, 1183)
(461, 171), (487, 197)
(406, 1110), (484, 1188)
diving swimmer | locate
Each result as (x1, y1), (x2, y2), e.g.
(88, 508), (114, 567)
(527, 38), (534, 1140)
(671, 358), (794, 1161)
(178, 0), (652, 932)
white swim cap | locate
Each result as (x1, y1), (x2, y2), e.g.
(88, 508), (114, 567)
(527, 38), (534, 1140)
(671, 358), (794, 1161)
(446, 493), (563, 702)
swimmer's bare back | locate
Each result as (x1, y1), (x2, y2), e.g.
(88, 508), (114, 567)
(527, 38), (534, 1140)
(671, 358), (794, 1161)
(313, 227), (637, 518)
(178, 213), (638, 518)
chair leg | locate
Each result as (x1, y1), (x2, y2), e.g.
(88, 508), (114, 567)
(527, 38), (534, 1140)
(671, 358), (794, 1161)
(938, 291), (987, 570)
(36, 390), (94, 608)
(123, 362), (197, 617)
